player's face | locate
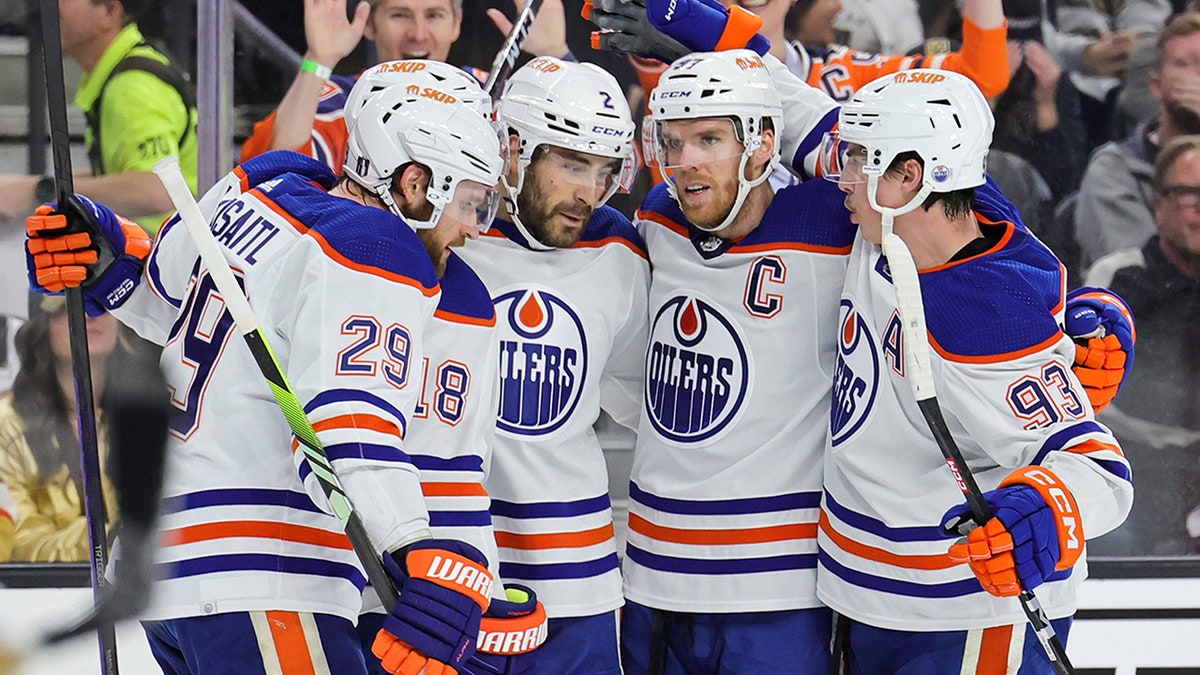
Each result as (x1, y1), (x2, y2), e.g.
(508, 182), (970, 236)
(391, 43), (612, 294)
(367, 0), (462, 63)
(838, 143), (905, 244)
(419, 180), (495, 276)
(1155, 148), (1200, 262)
(794, 0), (842, 47)
(657, 118), (749, 231)
(516, 146), (621, 248)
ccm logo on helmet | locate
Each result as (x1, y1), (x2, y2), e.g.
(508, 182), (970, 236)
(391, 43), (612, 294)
(659, 90), (690, 99)
(592, 125), (629, 137)
(893, 72), (946, 84)
(735, 56), (765, 70)
(527, 58), (561, 73)
(377, 60), (427, 74)
(405, 85), (458, 104)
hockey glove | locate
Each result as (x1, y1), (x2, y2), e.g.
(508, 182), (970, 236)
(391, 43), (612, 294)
(460, 584), (548, 675)
(26, 195), (151, 317)
(584, 0), (690, 63)
(373, 539), (494, 675)
(942, 467), (1083, 598)
(1064, 287), (1135, 414)
(640, 0), (770, 56)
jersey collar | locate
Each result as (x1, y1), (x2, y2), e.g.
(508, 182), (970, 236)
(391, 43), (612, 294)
(75, 23), (145, 112)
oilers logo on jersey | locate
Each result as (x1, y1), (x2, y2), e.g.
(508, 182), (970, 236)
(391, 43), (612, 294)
(831, 299), (880, 447)
(494, 287), (588, 436)
(645, 294), (751, 444)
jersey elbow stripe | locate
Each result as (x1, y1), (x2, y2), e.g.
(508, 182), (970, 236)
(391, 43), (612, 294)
(499, 553), (619, 581)
(320, 441), (411, 464)
(631, 482), (821, 515)
(163, 487), (325, 514)
(161, 552), (365, 586)
(162, 520), (353, 550)
(626, 544), (816, 575)
(628, 512), (815, 546)
(429, 510), (493, 527)
(410, 454), (485, 473)
(421, 481), (488, 498)
(494, 524), (615, 550)
(491, 495), (611, 519)
(818, 511), (956, 570)
(929, 330), (1062, 364)
(311, 414), (403, 440)
(823, 492), (947, 542)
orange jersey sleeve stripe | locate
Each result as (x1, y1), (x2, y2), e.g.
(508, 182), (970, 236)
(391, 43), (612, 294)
(421, 482), (489, 498)
(629, 512), (817, 546)
(819, 511), (958, 570)
(494, 524), (615, 550)
(311, 413), (403, 439)
(1063, 438), (1126, 458)
(163, 520), (353, 550)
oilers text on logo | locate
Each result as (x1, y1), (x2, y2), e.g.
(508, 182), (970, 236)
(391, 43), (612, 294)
(830, 299), (880, 446)
(645, 295), (750, 444)
(494, 288), (587, 436)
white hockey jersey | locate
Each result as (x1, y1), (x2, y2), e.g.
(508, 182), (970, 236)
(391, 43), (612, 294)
(819, 186), (1133, 631)
(112, 153), (440, 622)
(455, 208), (650, 618)
(625, 178), (857, 613)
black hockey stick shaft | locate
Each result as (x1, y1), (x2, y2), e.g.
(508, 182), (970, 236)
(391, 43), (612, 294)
(38, 0), (119, 671)
(882, 232), (1073, 675)
(484, 0), (545, 102)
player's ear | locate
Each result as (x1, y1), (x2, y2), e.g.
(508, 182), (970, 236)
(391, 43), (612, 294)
(747, 127), (776, 179)
(397, 164), (432, 205)
(506, 133), (522, 178)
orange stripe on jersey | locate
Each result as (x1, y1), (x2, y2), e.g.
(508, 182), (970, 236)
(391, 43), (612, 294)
(629, 512), (817, 546)
(250, 189), (439, 296)
(311, 413), (403, 440)
(922, 221), (1015, 273)
(422, 482), (489, 498)
(1064, 438), (1126, 458)
(264, 611), (318, 675)
(930, 330), (1063, 365)
(494, 524), (615, 550)
(434, 307), (497, 327)
(976, 624), (1015, 675)
(164, 520), (353, 550)
(819, 511), (957, 570)
(233, 164), (251, 192)
(636, 210), (690, 238)
(731, 240), (853, 256)
(571, 235), (650, 260)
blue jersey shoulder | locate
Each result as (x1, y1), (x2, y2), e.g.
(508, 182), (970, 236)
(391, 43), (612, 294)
(922, 226), (1063, 360)
(640, 182), (684, 225)
(256, 174), (438, 290)
(745, 179), (856, 250)
(974, 176), (1027, 232)
(239, 150), (337, 189)
(437, 253), (496, 322)
(578, 205), (648, 254)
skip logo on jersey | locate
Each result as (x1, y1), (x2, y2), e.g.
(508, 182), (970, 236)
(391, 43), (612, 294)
(494, 288), (587, 436)
(646, 294), (751, 444)
(830, 299), (879, 446)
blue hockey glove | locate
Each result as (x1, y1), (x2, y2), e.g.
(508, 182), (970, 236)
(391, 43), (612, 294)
(373, 539), (494, 675)
(462, 584), (548, 675)
(1064, 287), (1135, 413)
(26, 194), (151, 317)
(584, 0), (691, 63)
(942, 467), (1083, 597)
(642, 0), (770, 55)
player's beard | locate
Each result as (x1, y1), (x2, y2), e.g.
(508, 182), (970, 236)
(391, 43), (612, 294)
(516, 178), (594, 248)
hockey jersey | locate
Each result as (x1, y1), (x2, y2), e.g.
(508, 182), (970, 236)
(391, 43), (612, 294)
(455, 208), (650, 618)
(625, 178), (856, 613)
(819, 205), (1133, 631)
(112, 152), (441, 622)
(240, 74), (358, 174)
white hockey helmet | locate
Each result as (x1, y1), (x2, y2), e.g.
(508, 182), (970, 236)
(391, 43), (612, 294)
(495, 56), (636, 248)
(821, 69), (993, 228)
(344, 87), (503, 231)
(343, 59), (492, 127)
(648, 50), (783, 233)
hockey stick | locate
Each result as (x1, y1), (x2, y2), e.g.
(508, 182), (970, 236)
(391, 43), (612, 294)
(484, 0), (545, 102)
(152, 156), (400, 609)
(37, 0), (119, 671)
(880, 231), (1074, 674)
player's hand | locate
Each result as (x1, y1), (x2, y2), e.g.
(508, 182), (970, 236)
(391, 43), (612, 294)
(489, 0), (570, 59)
(26, 195), (151, 317)
(373, 540), (493, 675)
(942, 467), (1083, 597)
(584, 0), (690, 63)
(302, 0), (370, 70)
(461, 584), (547, 675)
(641, 0), (769, 56)
(1064, 287), (1135, 414)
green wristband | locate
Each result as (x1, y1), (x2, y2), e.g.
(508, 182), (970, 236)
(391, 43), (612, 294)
(300, 58), (333, 81)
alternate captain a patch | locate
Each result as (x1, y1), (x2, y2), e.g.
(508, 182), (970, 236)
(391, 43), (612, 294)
(645, 293), (752, 445)
(494, 287), (588, 437)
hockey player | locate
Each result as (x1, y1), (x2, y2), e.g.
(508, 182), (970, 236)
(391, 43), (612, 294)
(819, 69), (1132, 671)
(453, 56), (647, 674)
(337, 69), (548, 675)
(26, 86), (507, 674)
(240, 0), (571, 175)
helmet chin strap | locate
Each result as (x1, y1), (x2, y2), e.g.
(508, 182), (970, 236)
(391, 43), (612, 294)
(682, 148), (778, 234)
(501, 160), (556, 252)
(866, 174), (933, 242)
